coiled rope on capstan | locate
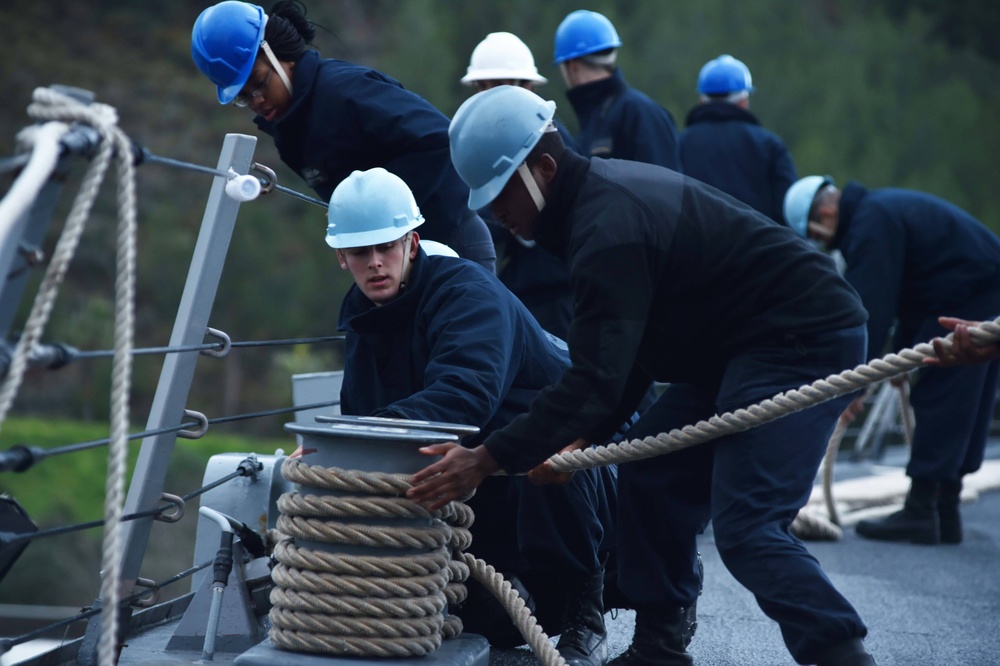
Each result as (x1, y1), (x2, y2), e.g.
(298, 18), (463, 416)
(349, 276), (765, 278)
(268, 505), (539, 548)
(0, 86), (139, 666)
(270, 458), (570, 665)
(269, 458), (472, 658)
(547, 316), (1000, 475)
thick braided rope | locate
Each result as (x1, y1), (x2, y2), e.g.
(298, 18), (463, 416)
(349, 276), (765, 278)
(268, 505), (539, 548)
(270, 458), (471, 658)
(548, 317), (1000, 474)
(12, 87), (138, 666)
(797, 379), (916, 540)
(461, 553), (567, 666)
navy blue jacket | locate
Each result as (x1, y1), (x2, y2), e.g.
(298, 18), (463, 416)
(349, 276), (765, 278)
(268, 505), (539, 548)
(254, 50), (469, 246)
(565, 69), (681, 171)
(338, 250), (571, 447)
(679, 102), (797, 224)
(483, 152), (867, 473)
(832, 182), (1000, 360)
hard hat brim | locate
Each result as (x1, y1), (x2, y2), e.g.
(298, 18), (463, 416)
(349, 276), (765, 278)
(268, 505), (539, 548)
(460, 70), (548, 86)
(216, 10), (267, 104)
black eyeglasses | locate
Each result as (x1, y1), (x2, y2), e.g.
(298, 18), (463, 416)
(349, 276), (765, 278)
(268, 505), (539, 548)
(233, 69), (273, 107)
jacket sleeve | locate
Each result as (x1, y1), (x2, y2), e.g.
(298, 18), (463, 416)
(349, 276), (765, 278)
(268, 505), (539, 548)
(842, 203), (905, 360)
(371, 281), (520, 432)
(483, 230), (657, 473)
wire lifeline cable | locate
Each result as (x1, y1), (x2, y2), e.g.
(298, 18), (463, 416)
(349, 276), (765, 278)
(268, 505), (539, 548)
(0, 398), (338, 474)
(0, 560), (213, 654)
(140, 150), (328, 208)
(68, 333), (345, 360)
(3, 461), (256, 547)
(18, 86), (138, 666)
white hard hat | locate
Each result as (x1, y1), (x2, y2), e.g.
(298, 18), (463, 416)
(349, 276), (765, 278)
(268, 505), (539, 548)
(461, 32), (548, 86)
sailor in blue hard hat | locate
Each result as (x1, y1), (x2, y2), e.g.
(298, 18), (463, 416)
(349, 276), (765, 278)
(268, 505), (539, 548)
(552, 10), (681, 170)
(190, 1), (497, 273)
(679, 55), (798, 225)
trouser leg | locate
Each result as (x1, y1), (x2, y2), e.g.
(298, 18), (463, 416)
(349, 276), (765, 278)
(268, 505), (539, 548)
(712, 324), (870, 664)
(616, 383), (714, 609)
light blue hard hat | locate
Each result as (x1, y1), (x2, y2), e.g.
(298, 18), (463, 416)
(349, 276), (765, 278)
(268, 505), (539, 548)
(191, 1), (266, 105)
(325, 168), (424, 249)
(784, 175), (834, 238)
(697, 54), (755, 96)
(553, 10), (622, 64)
(449, 86), (556, 210)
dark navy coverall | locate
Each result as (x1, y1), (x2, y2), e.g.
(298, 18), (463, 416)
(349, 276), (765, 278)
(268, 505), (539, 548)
(679, 102), (797, 225)
(255, 50), (495, 271)
(482, 152), (872, 664)
(338, 249), (616, 638)
(565, 68), (681, 170)
(833, 182), (1000, 482)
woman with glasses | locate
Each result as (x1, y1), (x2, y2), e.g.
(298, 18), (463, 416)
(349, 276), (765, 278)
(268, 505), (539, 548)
(191, 0), (496, 273)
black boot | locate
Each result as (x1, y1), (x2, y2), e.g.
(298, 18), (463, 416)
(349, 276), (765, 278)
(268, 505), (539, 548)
(555, 567), (608, 666)
(683, 551), (704, 647)
(938, 479), (963, 545)
(856, 477), (940, 544)
(608, 607), (694, 666)
(816, 637), (877, 665)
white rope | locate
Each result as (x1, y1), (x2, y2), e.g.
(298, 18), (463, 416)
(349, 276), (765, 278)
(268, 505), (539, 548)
(4, 86), (138, 666)
(0, 121), (70, 248)
(272, 459), (471, 658)
(548, 317), (1000, 473)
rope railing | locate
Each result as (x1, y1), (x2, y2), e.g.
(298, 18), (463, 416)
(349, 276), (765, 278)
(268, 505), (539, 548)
(0, 89), (333, 666)
(10, 85), (140, 666)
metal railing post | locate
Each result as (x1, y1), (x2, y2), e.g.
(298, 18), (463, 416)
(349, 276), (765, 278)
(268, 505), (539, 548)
(77, 133), (257, 665)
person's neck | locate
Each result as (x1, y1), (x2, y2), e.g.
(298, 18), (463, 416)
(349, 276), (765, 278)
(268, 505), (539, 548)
(570, 67), (612, 88)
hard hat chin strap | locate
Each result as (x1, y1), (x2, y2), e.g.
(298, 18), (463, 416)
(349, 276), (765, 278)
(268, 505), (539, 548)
(398, 232), (414, 294)
(261, 40), (294, 98)
(516, 163), (546, 213)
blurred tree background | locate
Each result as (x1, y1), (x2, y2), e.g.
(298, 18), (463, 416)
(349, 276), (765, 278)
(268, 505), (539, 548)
(0, 0), (999, 436)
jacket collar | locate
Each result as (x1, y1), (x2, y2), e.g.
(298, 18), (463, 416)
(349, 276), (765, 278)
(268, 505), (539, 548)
(831, 181), (868, 249)
(684, 101), (760, 128)
(534, 150), (591, 259)
(565, 68), (627, 116)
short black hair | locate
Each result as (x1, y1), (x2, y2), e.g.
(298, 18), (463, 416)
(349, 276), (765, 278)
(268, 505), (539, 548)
(526, 129), (567, 167)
